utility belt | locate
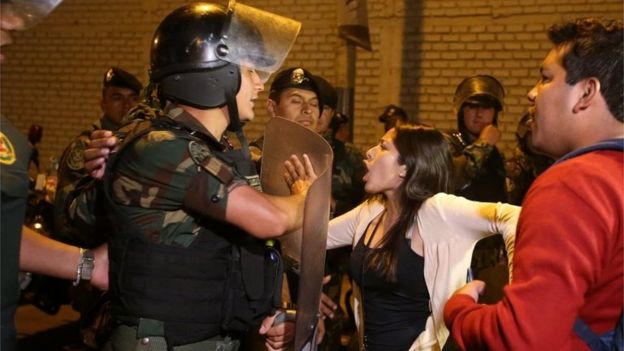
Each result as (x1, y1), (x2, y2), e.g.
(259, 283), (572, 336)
(108, 323), (240, 351)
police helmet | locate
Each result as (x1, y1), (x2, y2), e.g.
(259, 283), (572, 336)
(453, 75), (505, 114)
(150, 1), (300, 130)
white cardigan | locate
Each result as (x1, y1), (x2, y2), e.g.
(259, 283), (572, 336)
(326, 192), (520, 350)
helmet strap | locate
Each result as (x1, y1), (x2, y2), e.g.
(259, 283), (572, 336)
(225, 90), (251, 159)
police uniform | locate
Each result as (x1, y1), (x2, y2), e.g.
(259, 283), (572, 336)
(104, 105), (278, 351)
(54, 67), (142, 248)
(448, 75), (507, 203)
(1, 116), (32, 351)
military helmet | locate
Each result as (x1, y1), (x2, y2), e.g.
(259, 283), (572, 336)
(150, 1), (300, 130)
(453, 75), (505, 114)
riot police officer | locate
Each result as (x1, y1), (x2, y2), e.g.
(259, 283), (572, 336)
(101, 3), (308, 351)
(446, 75), (508, 307)
(448, 75), (507, 202)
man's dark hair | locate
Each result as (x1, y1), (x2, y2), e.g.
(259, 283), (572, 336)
(548, 17), (623, 122)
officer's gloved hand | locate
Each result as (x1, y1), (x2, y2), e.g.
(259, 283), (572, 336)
(84, 130), (118, 180)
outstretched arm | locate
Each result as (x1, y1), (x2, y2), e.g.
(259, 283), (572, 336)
(20, 226), (108, 290)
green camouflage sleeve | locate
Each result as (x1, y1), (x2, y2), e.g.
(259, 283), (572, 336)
(112, 131), (231, 246)
(54, 132), (95, 244)
(462, 139), (495, 178)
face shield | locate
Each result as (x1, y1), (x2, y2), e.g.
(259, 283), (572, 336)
(219, 0), (301, 83)
(1, 0), (62, 30)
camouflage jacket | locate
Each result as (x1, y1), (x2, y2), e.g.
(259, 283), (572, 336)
(54, 116), (119, 246)
(447, 130), (507, 202)
(108, 105), (249, 246)
(56, 104), (163, 247)
(505, 147), (554, 205)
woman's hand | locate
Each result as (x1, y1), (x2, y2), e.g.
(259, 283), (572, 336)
(283, 154), (317, 196)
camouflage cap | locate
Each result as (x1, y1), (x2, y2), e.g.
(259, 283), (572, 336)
(103, 67), (143, 95)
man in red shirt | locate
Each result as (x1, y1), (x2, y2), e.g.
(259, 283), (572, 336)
(444, 17), (623, 350)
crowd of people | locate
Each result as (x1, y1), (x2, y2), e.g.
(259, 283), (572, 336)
(1, 1), (622, 351)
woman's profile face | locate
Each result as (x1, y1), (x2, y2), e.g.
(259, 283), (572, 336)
(363, 128), (406, 195)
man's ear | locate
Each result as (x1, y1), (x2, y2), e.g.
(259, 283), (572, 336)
(573, 77), (601, 113)
(267, 99), (277, 117)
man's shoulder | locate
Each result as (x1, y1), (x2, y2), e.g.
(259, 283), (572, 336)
(532, 150), (623, 195)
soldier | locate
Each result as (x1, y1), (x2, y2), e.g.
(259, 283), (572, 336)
(1, 2), (108, 350)
(250, 66), (323, 166)
(447, 75), (507, 203)
(55, 67), (142, 247)
(446, 75), (508, 307)
(100, 3), (308, 351)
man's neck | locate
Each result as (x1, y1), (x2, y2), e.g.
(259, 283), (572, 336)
(179, 105), (228, 140)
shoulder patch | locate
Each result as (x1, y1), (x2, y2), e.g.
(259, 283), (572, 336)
(0, 131), (16, 165)
(188, 140), (234, 185)
(146, 131), (176, 143)
(66, 142), (86, 171)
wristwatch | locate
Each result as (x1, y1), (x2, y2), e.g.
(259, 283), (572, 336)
(74, 248), (95, 286)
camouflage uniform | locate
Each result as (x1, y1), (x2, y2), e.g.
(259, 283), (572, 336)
(104, 104), (275, 350)
(54, 104), (160, 349)
(54, 116), (119, 247)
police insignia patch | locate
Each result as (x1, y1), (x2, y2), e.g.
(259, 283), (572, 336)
(188, 140), (212, 165)
(67, 143), (86, 171)
(0, 131), (16, 165)
(291, 68), (306, 84)
(188, 141), (233, 185)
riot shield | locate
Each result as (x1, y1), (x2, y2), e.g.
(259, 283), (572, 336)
(261, 117), (333, 351)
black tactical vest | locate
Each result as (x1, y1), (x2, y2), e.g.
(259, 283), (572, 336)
(104, 115), (282, 346)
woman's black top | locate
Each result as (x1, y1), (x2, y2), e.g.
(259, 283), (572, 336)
(349, 218), (430, 351)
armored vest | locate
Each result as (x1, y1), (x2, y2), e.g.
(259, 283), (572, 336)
(105, 114), (281, 346)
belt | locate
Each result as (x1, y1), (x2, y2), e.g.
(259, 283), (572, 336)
(109, 324), (240, 351)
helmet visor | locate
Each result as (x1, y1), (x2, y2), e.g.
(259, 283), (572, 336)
(1, 0), (62, 30)
(221, 0), (301, 82)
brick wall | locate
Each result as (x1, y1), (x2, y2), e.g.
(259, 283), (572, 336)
(1, 0), (622, 171)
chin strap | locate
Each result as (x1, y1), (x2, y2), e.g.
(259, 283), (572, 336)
(224, 90), (251, 159)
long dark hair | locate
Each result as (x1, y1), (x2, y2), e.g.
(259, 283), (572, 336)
(365, 124), (455, 282)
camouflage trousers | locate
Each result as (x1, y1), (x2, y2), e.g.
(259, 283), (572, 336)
(102, 325), (240, 351)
